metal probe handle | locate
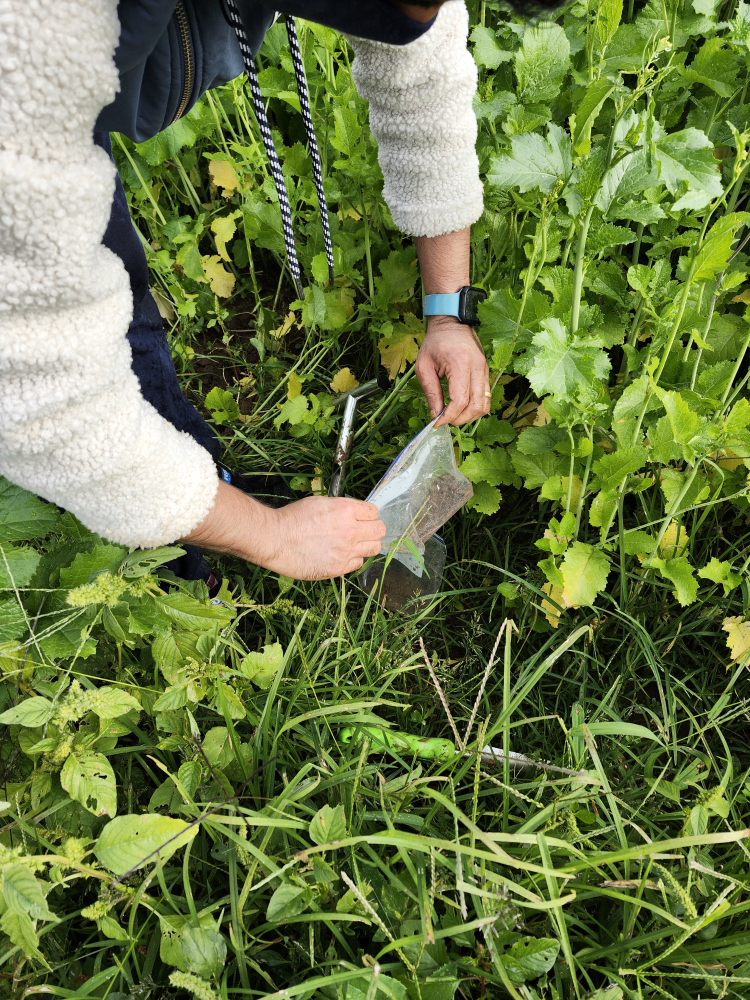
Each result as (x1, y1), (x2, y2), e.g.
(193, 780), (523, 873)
(328, 376), (389, 497)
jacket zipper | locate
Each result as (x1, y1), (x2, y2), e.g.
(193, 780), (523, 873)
(171, 0), (194, 125)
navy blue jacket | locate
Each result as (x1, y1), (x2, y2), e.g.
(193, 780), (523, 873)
(95, 0), (434, 142)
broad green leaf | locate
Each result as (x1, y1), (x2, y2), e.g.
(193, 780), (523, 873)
(652, 387), (706, 462)
(121, 546), (186, 579)
(2, 864), (56, 921)
(623, 531), (657, 555)
(154, 593), (234, 630)
(137, 104), (207, 165)
(266, 883), (313, 922)
(693, 213), (750, 282)
(682, 38), (739, 97)
(274, 393), (310, 429)
(309, 803), (347, 845)
(511, 448), (568, 489)
(0, 909), (46, 965)
(655, 128), (723, 212)
(58, 544), (128, 589)
(0, 697), (53, 727)
(61, 751), (117, 817)
(477, 416), (516, 446)
(515, 24), (570, 103)
(97, 915), (130, 940)
(516, 426), (567, 455)
(596, 0), (624, 49)
(95, 814), (198, 875)
(466, 481), (502, 516)
(180, 924), (227, 979)
(0, 597), (26, 641)
(202, 727), (234, 770)
(590, 446), (646, 493)
(528, 320), (611, 400)
(698, 557), (742, 594)
(488, 124), (572, 195)
(646, 556), (699, 606)
(587, 222), (636, 255)
(239, 641), (284, 689)
(502, 936), (560, 985)
(88, 687), (141, 721)
(205, 386), (240, 423)
(0, 478), (60, 543)
(0, 545), (40, 589)
(470, 25), (514, 68)
(176, 240), (206, 283)
(459, 447), (516, 487)
(330, 106), (360, 158)
(561, 543), (611, 608)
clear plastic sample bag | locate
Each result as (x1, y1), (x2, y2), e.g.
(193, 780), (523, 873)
(358, 417), (473, 610)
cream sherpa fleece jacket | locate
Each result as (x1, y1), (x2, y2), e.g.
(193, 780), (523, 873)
(0, 0), (482, 548)
(349, 2), (483, 238)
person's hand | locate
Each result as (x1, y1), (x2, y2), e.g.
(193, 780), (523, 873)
(414, 316), (491, 427)
(259, 496), (386, 579)
(182, 482), (386, 580)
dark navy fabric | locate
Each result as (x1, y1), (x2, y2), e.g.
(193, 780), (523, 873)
(93, 132), (220, 463)
(95, 0), (435, 141)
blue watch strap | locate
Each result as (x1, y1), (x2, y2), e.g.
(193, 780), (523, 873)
(423, 292), (461, 318)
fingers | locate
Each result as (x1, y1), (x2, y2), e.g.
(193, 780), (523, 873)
(414, 355), (445, 421)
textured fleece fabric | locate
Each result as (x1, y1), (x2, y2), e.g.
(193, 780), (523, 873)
(0, 0), (219, 547)
(348, 2), (484, 238)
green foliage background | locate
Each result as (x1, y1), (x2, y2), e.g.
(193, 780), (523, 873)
(2, 1), (750, 998)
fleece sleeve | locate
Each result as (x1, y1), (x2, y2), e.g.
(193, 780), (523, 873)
(347, 1), (483, 239)
(0, 0), (219, 548)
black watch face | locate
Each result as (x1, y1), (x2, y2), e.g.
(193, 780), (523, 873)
(460, 286), (488, 326)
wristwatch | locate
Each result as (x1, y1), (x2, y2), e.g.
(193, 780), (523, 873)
(423, 286), (487, 326)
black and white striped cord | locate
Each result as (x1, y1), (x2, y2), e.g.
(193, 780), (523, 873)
(224, 0), (335, 296)
(284, 15), (335, 285)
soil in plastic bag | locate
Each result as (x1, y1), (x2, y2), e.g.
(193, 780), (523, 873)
(367, 417), (473, 576)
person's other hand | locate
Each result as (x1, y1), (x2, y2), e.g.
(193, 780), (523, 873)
(414, 316), (491, 427)
(261, 496), (386, 579)
(182, 483), (386, 581)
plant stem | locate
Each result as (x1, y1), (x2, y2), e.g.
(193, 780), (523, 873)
(570, 205), (595, 336)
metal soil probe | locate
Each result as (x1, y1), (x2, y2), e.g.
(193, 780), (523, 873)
(328, 378), (446, 612)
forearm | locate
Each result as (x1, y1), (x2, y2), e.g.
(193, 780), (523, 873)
(181, 482), (274, 561)
(415, 228), (471, 300)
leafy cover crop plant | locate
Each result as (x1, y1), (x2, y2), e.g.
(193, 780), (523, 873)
(3, 1), (750, 998)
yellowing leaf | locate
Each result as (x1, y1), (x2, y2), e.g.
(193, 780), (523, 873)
(208, 159), (238, 196)
(732, 288), (750, 304)
(330, 368), (359, 393)
(269, 312), (297, 340)
(722, 616), (750, 664)
(239, 642), (284, 689)
(201, 256), (235, 298)
(378, 332), (420, 380)
(211, 212), (240, 262)
(659, 520), (688, 558)
(288, 372), (303, 399)
(560, 542), (611, 608)
(541, 582), (564, 628)
(719, 447), (745, 471)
